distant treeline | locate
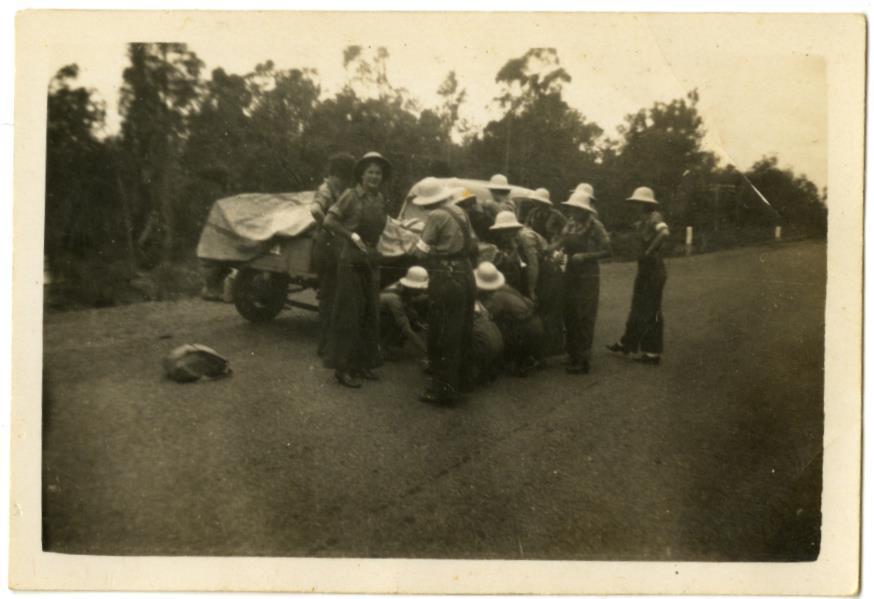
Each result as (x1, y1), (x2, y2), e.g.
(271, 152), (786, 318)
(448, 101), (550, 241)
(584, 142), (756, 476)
(45, 44), (827, 308)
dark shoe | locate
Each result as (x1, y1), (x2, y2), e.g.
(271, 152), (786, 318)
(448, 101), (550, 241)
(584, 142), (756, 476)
(356, 368), (380, 381)
(335, 370), (362, 388)
(566, 360), (590, 375)
(633, 354), (661, 366)
(607, 343), (629, 354)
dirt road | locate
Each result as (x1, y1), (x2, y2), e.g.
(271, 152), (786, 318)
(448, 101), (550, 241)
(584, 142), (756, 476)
(42, 241), (825, 560)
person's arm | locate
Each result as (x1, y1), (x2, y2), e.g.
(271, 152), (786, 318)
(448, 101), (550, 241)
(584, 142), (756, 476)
(414, 211), (446, 259)
(643, 220), (670, 257)
(570, 221), (611, 263)
(385, 294), (427, 354)
(325, 193), (368, 253)
(520, 234), (540, 300)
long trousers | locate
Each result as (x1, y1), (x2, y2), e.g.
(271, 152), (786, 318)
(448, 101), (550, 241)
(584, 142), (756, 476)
(563, 267), (600, 365)
(427, 263), (475, 397)
(620, 257), (667, 354)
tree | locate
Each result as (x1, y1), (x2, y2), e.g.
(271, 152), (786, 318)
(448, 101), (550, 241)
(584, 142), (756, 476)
(45, 65), (120, 265)
(597, 90), (718, 228)
(118, 42), (203, 264)
(465, 49), (602, 202)
(744, 156), (826, 237)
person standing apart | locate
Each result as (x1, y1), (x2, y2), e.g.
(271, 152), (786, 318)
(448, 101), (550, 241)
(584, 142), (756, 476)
(323, 152), (391, 388)
(553, 186), (611, 374)
(608, 186), (670, 365)
(310, 152), (356, 357)
(413, 179), (476, 405)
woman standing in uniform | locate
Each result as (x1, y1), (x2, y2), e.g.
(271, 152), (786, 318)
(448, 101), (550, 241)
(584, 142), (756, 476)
(553, 186), (611, 374)
(413, 179), (476, 405)
(608, 186), (670, 365)
(323, 152), (391, 388)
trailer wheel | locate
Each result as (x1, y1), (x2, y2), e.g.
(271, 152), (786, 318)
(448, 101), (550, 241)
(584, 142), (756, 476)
(233, 269), (289, 323)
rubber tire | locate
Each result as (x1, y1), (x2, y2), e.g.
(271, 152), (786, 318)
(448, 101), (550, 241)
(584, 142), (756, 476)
(233, 269), (289, 323)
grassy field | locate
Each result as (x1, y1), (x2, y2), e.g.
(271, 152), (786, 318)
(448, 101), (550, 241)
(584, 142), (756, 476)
(41, 240), (825, 561)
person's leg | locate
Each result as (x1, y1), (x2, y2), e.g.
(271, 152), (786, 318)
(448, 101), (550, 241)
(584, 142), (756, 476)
(617, 267), (646, 353)
(637, 264), (666, 361)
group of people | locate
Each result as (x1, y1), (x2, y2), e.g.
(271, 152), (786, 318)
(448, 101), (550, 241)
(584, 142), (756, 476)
(310, 151), (670, 405)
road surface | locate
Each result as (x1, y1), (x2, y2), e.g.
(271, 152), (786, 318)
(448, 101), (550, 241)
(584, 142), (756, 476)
(42, 241), (825, 561)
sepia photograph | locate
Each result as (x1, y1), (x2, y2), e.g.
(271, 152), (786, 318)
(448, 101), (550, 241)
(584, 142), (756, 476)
(9, 8), (864, 595)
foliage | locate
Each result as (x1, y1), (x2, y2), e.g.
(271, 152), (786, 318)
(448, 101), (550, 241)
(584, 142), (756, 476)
(44, 46), (828, 310)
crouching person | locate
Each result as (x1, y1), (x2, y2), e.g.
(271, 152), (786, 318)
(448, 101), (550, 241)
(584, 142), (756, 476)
(474, 262), (546, 377)
(470, 299), (504, 385)
(380, 266), (429, 361)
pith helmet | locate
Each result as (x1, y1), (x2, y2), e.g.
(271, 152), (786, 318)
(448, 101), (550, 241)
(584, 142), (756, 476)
(569, 183), (596, 200)
(399, 266), (429, 290)
(626, 186), (658, 205)
(486, 173), (512, 191)
(474, 262), (506, 291)
(412, 177), (454, 206)
(562, 189), (598, 215)
(489, 210), (524, 230)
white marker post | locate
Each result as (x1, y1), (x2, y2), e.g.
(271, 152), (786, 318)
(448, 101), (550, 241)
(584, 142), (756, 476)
(685, 226), (693, 256)
(775, 225), (782, 241)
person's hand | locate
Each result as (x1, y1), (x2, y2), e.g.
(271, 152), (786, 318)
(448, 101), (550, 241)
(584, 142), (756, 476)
(350, 233), (368, 254)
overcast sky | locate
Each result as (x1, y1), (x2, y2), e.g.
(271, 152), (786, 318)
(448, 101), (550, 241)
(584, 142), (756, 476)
(52, 13), (828, 190)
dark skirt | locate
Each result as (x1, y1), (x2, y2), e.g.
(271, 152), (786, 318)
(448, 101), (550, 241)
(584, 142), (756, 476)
(621, 257), (667, 354)
(563, 264), (600, 364)
(323, 251), (382, 371)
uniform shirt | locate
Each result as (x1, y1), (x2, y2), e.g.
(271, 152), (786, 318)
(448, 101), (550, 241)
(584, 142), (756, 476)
(417, 203), (472, 257)
(327, 184), (388, 246)
(482, 284), (536, 323)
(516, 226), (548, 295)
(556, 216), (611, 274)
(637, 211), (670, 257)
(313, 179), (342, 215)
(380, 282), (427, 332)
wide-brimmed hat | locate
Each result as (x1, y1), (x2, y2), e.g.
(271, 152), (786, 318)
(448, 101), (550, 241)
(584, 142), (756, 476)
(412, 177), (454, 206)
(354, 151), (392, 182)
(474, 262), (506, 291)
(399, 266), (429, 290)
(489, 210), (524, 231)
(513, 189), (551, 206)
(626, 186), (658, 205)
(562, 189), (598, 215)
(535, 188), (551, 203)
(569, 182), (596, 200)
(451, 186), (478, 207)
(486, 173), (512, 191)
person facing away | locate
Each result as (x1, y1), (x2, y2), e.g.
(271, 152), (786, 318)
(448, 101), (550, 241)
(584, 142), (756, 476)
(379, 265), (430, 361)
(607, 186), (670, 365)
(470, 299), (505, 385)
(412, 179), (477, 405)
(552, 187), (611, 374)
(323, 151), (391, 388)
(474, 262), (546, 377)
(310, 152), (356, 357)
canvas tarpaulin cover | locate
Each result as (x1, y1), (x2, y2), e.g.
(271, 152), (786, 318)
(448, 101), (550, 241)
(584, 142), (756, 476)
(197, 191), (424, 263)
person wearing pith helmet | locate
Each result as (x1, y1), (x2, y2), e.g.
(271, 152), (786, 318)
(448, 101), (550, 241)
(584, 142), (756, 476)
(413, 181), (476, 405)
(523, 187), (567, 245)
(483, 173), (517, 225)
(474, 262), (546, 378)
(551, 186), (611, 374)
(489, 210), (527, 294)
(379, 266), (430, 362)
(607, 186), (670, 365)
(322, 151), (392, 388)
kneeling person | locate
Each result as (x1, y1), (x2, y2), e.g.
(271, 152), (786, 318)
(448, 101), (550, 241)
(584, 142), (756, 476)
(475, 262), (546, 377)
(380, 266), (429, 360)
